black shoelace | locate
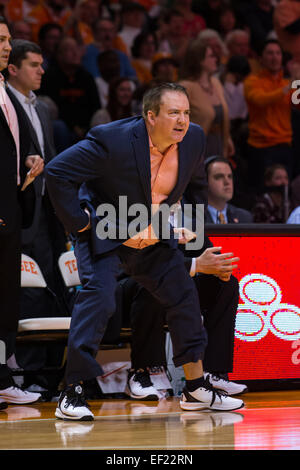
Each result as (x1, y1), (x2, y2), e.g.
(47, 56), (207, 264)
(202, 376), (228, 407)
(64, 387), (90, 409)
(133, 369), (153, 388)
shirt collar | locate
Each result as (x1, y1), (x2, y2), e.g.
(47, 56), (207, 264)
(207, 204), (228, 223)
(7, 83), (37, 106)
(148, 135), (177, 155)
(0, 73), (6, 88)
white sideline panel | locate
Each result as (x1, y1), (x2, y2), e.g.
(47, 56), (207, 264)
(58, 251), (81, 287)
(21, 254), (47, 288)
(18, 317), (71, 332)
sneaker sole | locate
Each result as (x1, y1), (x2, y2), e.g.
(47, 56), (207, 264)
(0, 397), (41, 404)
(55, 408), (94, 421)
(179, 400), (245, 412)
(125, 387), (159, 401)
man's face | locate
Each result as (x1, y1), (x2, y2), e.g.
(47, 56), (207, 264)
(58, 38), (81, 66)
(94, 20), (115, 46)
(261, 43), (282, 74)
(230, 35), (249, 56)
(10, 52), (44, 92)
(148, 91), (190, 147)
(207, 162), (233, 203)
(0, 23), (11, 71)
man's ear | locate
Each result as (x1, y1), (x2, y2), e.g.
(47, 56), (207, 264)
(147, 110), (156, 126)
(7, 63), (18, 77)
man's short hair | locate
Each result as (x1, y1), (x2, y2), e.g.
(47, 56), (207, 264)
(0, 16), (8, 26)
(38, 22), (63, 43)
(142, 82), (188, 118)
(9, 39), (42, 68)
(204, 156), (233, 177)
(259, 39), (282, 57)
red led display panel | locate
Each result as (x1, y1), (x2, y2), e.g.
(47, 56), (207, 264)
(209, 236), (300, 381)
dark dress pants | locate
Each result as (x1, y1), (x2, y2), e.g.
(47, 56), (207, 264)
(65, 234), (207, 385)
(0, 222), (21, 388)
(129, 274), (239, 374)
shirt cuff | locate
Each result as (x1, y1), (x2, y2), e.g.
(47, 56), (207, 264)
(190, 258), (196, 277)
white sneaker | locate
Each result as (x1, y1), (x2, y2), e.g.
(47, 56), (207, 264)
(180, 377), (244, 412)
(126, 369), (159, 401)
(55, 384), (94, 421)
(205, 373), (248, 395)
(0, 386), (41, 404)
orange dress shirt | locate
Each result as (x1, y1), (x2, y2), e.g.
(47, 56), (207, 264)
(244, 69), (292, 148)
(123, 137), (179, 249)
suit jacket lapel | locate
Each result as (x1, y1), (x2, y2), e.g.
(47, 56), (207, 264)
(0, 103), (15, 143)
(131, 119), (152, 207)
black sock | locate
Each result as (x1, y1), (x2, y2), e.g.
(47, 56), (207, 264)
(185, 375), (206, 392)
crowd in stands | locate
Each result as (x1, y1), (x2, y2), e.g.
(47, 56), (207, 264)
(1, 0), (300, 222)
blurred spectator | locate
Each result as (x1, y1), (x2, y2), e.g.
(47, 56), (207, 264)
(225, 29), (261, 73)
(290, 173), (300, 209)
(274, 0), (300, 177)
(95, 49), (121, 107)
(10, 20), (33, 41)
(173, 0), (206, 38)
(38, 22), (63, 70)
(6, 0), (38, 23)
(204, 156), (253, 223)
(151, 52), (178, 83)
(222, 55), (250, 121)
(217, 5), (238, 39)
(118, 1), (147, 56)
(131, 31), (157, 84)
(27, 0), (72, 42)
(252, 164), (291, 223)
(193, 0), (225, 31)
(81, 18), (136, 79)
(197, 28), (228, 75)
(286, 205), (300, 223)
(244, 39), (297, 189)
(274, 0), (300, 65)
(156, 9), (189, 63)
(179, 39), (234, 159)
(90, 76), (135, 126)
(39, 36), (100, 141)
(234, 0), (275, 54)
(63, 0), (101, 46)
(221, 54), (250, 199)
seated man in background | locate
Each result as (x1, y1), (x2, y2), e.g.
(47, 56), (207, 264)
(124, 236), (248, 400)
(204, 156), (253, 224)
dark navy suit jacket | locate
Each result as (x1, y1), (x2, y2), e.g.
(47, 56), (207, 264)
(45, 116), (207, 255)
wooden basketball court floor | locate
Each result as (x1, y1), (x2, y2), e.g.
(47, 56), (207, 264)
(0, 390), (299, 451)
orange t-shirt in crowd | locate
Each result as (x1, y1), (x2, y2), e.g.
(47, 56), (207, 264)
(27, 3), (71, 41)
(244, 69), (292, 148)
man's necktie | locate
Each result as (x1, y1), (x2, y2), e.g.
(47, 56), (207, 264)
(218, 212), (226, 224)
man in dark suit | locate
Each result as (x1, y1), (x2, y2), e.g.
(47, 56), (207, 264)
(6, 39), (69, 389)
(204, 156), (253, 224)
(45, 83), (244, 420)
(0, 17), (43, 407)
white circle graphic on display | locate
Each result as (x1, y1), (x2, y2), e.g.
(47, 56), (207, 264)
(269, 304), (300, 341)
(235, 306), (268, 342)
(239, 274), (281, 308)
